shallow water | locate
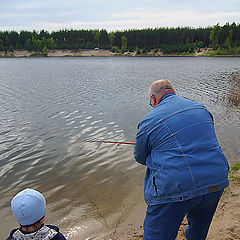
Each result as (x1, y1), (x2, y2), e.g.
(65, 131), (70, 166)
(0, 56), (239, 239)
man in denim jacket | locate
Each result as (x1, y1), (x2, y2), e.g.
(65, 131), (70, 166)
(134, 80), (229, 240)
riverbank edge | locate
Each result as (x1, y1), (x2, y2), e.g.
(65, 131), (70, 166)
(109, 162), (240, 240)
(1, 49), (240, 58)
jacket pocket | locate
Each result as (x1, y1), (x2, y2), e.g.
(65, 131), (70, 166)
(153, 176), (158, 195)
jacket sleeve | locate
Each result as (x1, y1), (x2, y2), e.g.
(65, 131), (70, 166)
(6, 229), (18, 240)
(52, 232), (67, 240)
(58, 233), (67, 240)
(134, 123), (150, 165)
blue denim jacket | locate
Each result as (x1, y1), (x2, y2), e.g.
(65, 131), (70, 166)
(134, 93), (229, 205)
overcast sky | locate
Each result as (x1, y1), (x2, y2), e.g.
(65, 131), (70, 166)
(0, 0), (239, 32)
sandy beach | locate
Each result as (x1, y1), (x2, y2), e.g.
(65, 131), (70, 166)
(0, 48), (219, 58)
(108, 168), (240, 240)
(0, 49), (116, 57)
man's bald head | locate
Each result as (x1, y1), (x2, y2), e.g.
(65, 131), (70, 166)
(149, 80), (175, 107)
(149, 80), (175, 98)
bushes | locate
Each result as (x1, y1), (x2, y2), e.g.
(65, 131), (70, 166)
(0, 23), (239, 55)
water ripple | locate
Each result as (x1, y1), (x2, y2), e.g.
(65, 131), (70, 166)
(0, 57), (240, 239)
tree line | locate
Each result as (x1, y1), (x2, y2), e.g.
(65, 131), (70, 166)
(0, 22), (239, 55)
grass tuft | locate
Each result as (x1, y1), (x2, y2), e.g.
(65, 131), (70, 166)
(229, 162), (240, 180)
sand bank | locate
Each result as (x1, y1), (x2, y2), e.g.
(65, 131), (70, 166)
(0, 49), (115, 57)
(108, 169), (240, 240)
(0, 48), (223, 58)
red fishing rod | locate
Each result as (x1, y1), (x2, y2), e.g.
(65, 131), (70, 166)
(77, 140), (135, 145)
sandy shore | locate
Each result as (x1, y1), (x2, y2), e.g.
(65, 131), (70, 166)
(108, 168), (240, 240)
(0, 49), (116, 57)
(0, 49), (164, 57)
(47, 49), (116, 57)
(1, 48), (232, 58)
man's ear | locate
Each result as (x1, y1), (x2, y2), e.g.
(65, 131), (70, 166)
(151, 95), (157, 107)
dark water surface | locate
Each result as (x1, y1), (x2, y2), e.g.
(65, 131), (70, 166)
(0, 57), (239, 239)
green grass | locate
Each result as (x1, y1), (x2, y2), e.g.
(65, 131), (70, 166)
(231, 162), (240, 171)
(229, 162), (240, 180)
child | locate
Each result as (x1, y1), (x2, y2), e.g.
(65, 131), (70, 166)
(6, 188), (67, 240)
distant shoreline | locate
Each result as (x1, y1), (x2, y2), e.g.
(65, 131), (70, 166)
(1, 49), (240, 58)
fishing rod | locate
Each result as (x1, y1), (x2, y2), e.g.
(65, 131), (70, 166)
(77, 140), (135, 145)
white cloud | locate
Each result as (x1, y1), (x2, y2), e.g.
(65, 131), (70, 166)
(13, 2), (44, 10)
(0, 1), (239, 31)
(109, 8), (240, 29)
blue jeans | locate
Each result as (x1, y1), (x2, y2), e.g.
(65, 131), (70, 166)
(143, 190), (223, 240)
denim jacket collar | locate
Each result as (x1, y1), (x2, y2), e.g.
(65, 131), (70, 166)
(156, 91), (176, 106)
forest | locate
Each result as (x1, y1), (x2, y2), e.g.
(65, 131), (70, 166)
(0, 22), (240, 55)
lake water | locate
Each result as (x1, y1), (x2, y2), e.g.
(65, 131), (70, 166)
(0, 56), (239, 239)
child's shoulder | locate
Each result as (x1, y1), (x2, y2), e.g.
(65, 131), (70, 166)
(6, 226), (67, 240)
(47, 224), (60, 231)
(5, 228), (18, 240)
(46, 225), (67, 240)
